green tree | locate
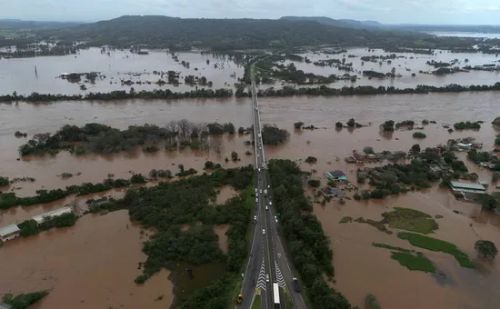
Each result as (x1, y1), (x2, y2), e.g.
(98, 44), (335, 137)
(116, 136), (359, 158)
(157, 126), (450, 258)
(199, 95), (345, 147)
(475, 240), (498, 260)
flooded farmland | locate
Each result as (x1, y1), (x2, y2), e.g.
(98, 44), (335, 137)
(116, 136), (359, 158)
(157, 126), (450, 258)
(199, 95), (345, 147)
(1, 90), (500, 308)
(0, 48), (244, 95)
(278, 48), (500, 89)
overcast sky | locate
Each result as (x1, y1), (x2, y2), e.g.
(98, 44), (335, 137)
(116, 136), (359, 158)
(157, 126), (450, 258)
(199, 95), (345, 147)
(1, 0), (500, 25)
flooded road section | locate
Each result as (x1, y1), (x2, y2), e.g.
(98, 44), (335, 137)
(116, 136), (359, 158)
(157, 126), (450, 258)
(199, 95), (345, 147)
(0, 92), (499, 308)
(0, 210), (174, 309)
(0, 48), (243, 95)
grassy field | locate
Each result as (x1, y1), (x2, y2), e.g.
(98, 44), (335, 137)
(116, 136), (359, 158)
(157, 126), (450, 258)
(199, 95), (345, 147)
(391, 251), (436, 273)
(382, 207), (438, 234)
(373, 242), (436, 273)
(398, 232), (474, 268)
(372, 242), (412, 253)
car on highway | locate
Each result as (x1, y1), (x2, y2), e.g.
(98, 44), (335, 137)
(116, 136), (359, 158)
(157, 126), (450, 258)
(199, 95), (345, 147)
(292, 277), (301, 293)
(265, 205), (269, 211)
(266, 274), (270, 282)
(269, 201), (272, 206)
(274, 215), (278, 223)
(253, 215), (257, 222)
(262, 228), (266, 235)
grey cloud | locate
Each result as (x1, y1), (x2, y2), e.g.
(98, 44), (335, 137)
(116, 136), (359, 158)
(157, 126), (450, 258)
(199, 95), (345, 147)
(0, 0), (499, 24)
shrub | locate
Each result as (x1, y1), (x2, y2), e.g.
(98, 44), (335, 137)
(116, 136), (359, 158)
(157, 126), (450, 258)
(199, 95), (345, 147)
(305, 156), (318, 164)
(308, 179), (321, 188)
(294, 121), (304, 129)
(0, 176), (9, 186)
(365, 294), (381, 309)
(130, 174), (146, 184)
(381, 120), (395, 131)
(475, 240), (498, 260)
(412, 132), (426, 139)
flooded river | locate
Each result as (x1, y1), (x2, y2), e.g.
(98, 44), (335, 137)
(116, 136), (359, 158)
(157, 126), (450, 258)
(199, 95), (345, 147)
(1, 91), (499, 308)
(0, 210), (174, 309)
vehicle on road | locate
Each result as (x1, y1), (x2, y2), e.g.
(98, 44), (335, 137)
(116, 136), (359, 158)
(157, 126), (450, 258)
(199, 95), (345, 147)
(292, 277), (301, 293)
(253, 215), (257, 222)
(265, 205), (269, 211)
(266, 274), (270, 282)
(262, 228), (266, 235)
(274, 215), (278, 223)
(236, 293), (244, 304)
(273, 283), (281, 308)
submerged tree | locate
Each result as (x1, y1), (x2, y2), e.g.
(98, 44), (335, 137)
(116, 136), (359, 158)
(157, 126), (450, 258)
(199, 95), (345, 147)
(475, 240), (498, 261)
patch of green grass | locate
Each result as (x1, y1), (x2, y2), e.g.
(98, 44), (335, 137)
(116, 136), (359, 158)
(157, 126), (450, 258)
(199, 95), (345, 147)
(382, 207), (438, 234)
(390, 251), (436, 273)
(251, 293), (262, 309)
(398, 232), (474, 268)
(372, 242), (412, 253)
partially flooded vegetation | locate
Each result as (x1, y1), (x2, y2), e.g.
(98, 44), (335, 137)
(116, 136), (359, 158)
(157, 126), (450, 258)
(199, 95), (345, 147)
(1, 32), (500, 308)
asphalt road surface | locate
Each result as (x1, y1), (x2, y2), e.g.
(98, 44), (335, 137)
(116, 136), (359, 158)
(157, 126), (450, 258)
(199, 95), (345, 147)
(238, 63), (307, 309)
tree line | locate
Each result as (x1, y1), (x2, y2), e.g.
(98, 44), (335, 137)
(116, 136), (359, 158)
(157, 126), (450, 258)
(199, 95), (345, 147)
(268, 159), (351, 309)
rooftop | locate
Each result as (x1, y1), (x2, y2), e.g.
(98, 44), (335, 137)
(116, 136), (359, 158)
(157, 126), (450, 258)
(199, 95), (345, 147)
(0, 224), (20, 236)
(450, 181), (486, 191)
(326, 170), (347, 178)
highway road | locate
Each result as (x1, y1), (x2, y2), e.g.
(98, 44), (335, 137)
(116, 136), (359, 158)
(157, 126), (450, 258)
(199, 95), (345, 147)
(238, 62), (307, 309)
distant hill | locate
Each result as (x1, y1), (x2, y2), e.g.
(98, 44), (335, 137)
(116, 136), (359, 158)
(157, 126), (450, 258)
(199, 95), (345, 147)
(280, 16), (382, 29)
(0, 15), (477, 51)
(0, 19), (81, 29)
(393, 24), (500, 34)
(39, 15), (455, 50)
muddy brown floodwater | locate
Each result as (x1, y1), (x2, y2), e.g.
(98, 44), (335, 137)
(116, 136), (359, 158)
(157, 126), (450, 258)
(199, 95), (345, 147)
(1, 91), (500, 308)
(278, 48), (500, 90)
(0, 48), (243, 95)
(0, 210), (174, 309)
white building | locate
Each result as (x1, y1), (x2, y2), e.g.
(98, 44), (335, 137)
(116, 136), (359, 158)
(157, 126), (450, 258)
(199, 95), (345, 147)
(450, 181), (487, 194)
(0, 224), (20, 242)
